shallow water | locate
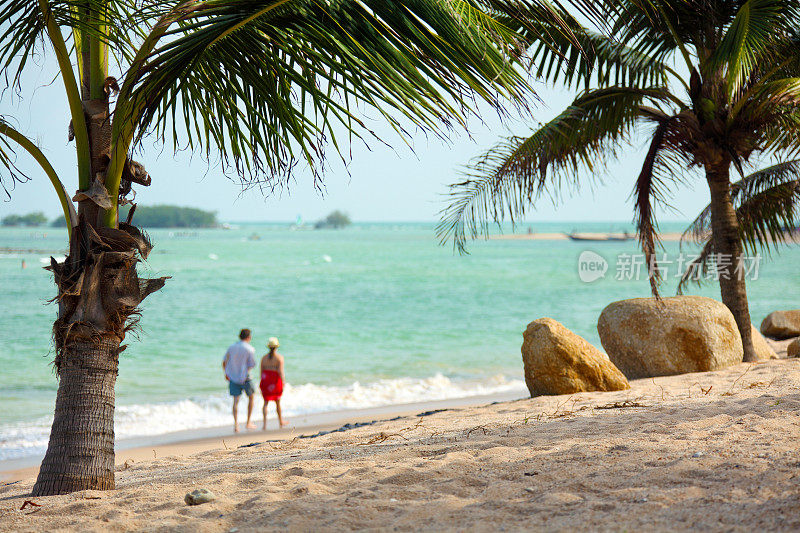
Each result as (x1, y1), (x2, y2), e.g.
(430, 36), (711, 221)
(0, 222), (796, 460)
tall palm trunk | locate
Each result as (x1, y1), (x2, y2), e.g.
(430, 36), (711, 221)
(707, 164), (756, 362)
(33, 22), (165, 494)
(32, 334), (120, 494)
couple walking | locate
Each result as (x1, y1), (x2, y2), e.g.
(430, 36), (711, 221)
(222, 328), (288, 432)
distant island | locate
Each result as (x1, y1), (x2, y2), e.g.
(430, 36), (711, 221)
(120, 205), (218, 228)
(47, 205), (218, 228)
(314, 210), (351, 229)
(2, 212), (47, 227)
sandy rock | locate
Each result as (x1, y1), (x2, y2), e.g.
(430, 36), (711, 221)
(788, 339), (800, 358)
(751, 325), (778, 361)
(597, 296), (743, 380)
(185, 488), (215, 505)
(760, 310), (800, 339)
(521, 318), (629, 396)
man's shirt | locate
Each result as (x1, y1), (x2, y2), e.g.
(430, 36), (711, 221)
(223, 341), (256, 384)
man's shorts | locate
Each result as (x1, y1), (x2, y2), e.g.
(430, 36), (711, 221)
(229, 378), (255, 397)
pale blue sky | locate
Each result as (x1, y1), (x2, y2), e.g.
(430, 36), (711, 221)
(0, 53), (709, 225)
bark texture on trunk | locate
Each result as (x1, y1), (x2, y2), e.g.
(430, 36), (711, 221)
(32, 334), (120, 495)
(707, 165), (756, 362)
(32, 218), (166, 496)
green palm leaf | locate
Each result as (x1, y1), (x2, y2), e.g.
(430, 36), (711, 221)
(738, 178), (800, 254)
(0, 116), (29, 198)
(528, 24), (671, 90)
(437, 86), (672, 250)
(114, 0), (530, 188)
(707, 0), (796, 100)
(0, 1), (154, 90)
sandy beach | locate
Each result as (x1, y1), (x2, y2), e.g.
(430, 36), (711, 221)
(2, 358), (799, 532)
(0, 392), (525, 484)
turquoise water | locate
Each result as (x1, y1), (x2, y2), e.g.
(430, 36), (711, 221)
(0, 222), (796, 459)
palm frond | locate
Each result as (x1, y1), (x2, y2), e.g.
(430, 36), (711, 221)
(743, 77), (800, 117)
(609, 0), (690, 66)
(759, 109), (800, 157)
(633, 118), (670, 297)
(737, 178), (800, 254)
(678, 175), (800, 292)
(0, 115), (75, 235)
(114, 0), (530, 191)
(707, 0), (798, 99)
(0, 0), (149, 93)
(682, 159), (800, 244)
(632, 105), (697, 295)
(0, 0), (47, 92)
(492, 0), (673, 90)
(527, 23), (671, 90)
(0, 116), (29, 198)
(437, 85), (671, 250)
(676, 237), (714, 294)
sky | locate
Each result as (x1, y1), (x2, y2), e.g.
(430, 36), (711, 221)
(0, 46), (711, 225)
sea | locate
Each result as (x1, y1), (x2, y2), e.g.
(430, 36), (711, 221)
(1, 221), (797, 463)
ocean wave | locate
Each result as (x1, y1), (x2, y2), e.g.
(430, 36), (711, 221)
(0, 374), (525, 461)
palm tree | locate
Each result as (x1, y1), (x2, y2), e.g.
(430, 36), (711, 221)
(0, 0), (538, 496)
(439, 0), (800, 362)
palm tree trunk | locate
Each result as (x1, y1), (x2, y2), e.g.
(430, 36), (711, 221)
(31, 22), (137, 495)
(707, 164), (756, 362)
(31, 220), (164, 496)
(32, 334), (119, 495)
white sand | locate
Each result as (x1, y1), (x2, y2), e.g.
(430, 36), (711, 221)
(2, 359), (800, 532)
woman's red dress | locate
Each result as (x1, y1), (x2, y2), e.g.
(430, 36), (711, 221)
(260, 369), (283, 401)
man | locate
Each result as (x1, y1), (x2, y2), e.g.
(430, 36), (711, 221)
(223, 328), (257, 432)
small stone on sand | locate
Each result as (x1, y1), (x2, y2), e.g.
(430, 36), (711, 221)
(185, 488), (216, 506)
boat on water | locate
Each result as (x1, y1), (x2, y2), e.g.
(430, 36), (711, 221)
(565, 231), (634, 242)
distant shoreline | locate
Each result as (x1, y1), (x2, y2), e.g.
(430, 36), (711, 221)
(491, 231), (800, 242)
(491, 232), (683, 241)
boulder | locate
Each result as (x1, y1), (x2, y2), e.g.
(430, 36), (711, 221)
(760, 310), (800, 339)
(751, 325), (778, 361)
(788, 338), (800, 358)
(521, 318), (629, 396)
(597, 296), (743, 380)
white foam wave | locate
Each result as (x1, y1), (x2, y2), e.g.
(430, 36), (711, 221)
(0, 374), (525, 461)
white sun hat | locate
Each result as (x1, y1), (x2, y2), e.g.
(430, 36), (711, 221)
(268, 337), (280, 349)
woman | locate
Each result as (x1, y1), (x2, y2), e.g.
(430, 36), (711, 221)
(260, 337), (288, 429)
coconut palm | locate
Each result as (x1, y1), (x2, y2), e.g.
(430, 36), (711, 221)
(439, 0), (800, 362)
(0, 0), (547, 496)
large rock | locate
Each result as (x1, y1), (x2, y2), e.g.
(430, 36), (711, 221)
(751, 325), (778, 361)
(760, 310), (800, 339)
(788, 339), (800, 358)
(597, 296), (743, 380)
(521, 318), (629, 396)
